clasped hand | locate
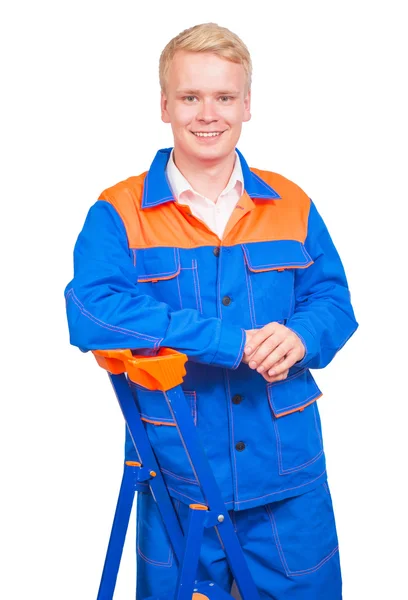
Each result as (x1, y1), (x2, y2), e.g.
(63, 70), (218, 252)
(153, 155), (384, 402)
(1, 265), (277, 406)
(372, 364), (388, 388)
(242, 322), (305, 383)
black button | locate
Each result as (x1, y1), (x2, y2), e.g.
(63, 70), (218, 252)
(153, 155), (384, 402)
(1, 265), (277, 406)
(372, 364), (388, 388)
(213, 247), (220, 257)
(222, 296), (231, 306)
(232, 394), (243, 405)
(235, 442), (246, 451)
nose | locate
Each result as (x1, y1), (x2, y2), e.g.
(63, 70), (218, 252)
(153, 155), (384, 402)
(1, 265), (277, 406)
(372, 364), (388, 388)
(197, 98), (219, 124)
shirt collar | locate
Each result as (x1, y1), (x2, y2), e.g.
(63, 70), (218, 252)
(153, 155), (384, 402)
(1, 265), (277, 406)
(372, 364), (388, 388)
(141, 147), (281, 208)
(166, 148), (244, 202)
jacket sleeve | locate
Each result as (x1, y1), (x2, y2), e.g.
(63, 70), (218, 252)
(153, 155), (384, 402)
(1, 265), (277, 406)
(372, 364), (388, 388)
(286, 200), (358, 369)
(64, 200), (246, 369)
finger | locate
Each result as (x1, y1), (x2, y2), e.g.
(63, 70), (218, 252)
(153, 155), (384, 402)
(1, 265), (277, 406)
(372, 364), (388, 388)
(270, 355), (286, 367)
(244, 322), (278, 355)
(267, 349), (300, 376)
(246, 341), (269, 362)
(244, 329), (271, 357)
(241, 342), (263, 364)
(256, 339), (291, 373)
(262, 369), (289, 383)
(258, 354), (286, 371)
(247, 334), (281, 370)
(247, 328), (288, 367)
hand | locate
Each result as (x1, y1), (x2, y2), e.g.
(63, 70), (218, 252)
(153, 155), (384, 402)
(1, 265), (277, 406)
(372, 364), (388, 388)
(243, 322), (305, 383)
(242, 329), (258, 364)
(244, 329), (285, 383)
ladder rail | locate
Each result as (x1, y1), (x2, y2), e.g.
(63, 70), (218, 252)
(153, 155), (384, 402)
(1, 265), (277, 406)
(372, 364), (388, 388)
(92, 348), (260, 600)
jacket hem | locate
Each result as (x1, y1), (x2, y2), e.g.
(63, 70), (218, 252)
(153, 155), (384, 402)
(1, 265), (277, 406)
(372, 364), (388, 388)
(230, 469), (328, 511)
(163, 469), (327, 511)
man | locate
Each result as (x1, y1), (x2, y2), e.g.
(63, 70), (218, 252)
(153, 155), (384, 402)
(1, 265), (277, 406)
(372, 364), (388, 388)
(65, 22), (358, 600)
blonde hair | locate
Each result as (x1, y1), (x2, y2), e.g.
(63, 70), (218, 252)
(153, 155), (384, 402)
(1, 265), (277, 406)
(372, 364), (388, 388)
(159, 23), (252, 93)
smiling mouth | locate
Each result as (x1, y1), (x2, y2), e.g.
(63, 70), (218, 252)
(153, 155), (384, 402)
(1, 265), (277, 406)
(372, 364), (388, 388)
(191, 131), (226, 138)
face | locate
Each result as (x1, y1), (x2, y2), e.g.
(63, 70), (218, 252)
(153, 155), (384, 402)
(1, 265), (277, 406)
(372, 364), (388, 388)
(161, 50), (251, 165)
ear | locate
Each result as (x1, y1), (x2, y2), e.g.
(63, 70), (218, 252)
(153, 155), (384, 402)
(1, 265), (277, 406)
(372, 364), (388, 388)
(161, 91), (171, 123)
(243, 88), (251, 122)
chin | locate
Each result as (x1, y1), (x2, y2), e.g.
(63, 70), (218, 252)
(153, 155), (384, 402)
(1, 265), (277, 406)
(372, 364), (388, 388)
(195, 149), (226, 162)
(192, 141), (234, 159)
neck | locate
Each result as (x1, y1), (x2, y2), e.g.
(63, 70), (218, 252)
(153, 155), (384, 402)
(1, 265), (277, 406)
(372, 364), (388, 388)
(173, 147), (236, 203)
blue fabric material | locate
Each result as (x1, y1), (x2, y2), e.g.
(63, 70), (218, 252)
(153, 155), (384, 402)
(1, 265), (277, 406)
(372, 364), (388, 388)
(64, 147), (358, 511)
(136, 482), (342, 600)
(286, 201), (357, 369)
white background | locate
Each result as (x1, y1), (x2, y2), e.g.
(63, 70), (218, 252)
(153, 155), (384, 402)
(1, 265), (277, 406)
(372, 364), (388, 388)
(2, 1), (407, 598)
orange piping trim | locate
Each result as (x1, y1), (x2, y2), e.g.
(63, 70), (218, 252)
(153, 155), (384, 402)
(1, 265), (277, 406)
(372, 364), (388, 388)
(140, 417), (176, 427)
(246, 260), (314, 273)
(274, 394), (322, 418)
(138, 266), (181, 283)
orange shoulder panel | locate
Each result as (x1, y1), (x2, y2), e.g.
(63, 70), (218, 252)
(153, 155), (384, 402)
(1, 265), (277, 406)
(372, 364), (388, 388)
(98, 173), (147, 246)
(98, 172), (216, 248)
(98, 167), (311, 248)
(234, 168), (312, 244)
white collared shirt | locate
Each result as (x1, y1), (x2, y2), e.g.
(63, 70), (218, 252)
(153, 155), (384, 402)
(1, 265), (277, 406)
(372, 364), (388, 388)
(165, 149), (244, 240)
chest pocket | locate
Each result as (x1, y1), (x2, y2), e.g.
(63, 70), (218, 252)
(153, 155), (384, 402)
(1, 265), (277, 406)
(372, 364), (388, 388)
(242, 240), (313, 328)
(135, 247), (203, 313)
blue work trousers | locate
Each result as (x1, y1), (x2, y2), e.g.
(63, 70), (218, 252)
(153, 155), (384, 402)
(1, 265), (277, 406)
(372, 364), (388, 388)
(136, 481), (342, 599)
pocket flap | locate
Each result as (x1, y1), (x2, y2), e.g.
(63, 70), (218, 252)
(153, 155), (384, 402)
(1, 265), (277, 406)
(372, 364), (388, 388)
(137, 247), (180, 282)
(242, 240), (313, 272)
(267, 369), (322, 418)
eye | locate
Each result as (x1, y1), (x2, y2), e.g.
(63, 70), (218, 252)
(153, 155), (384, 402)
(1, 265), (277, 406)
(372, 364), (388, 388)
(183, 96), (198, 103)
(219, 96), (233, 103)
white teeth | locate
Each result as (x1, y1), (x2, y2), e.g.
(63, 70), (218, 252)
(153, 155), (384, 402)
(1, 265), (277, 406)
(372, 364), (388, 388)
(194, 132), (222, 137)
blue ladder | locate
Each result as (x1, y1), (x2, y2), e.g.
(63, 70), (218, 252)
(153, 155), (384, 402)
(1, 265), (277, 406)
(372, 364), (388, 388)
(92, 348), (260, 600)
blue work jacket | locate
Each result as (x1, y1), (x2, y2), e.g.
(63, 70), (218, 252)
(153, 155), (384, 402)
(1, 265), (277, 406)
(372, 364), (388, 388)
(64, 147), (358, 511)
